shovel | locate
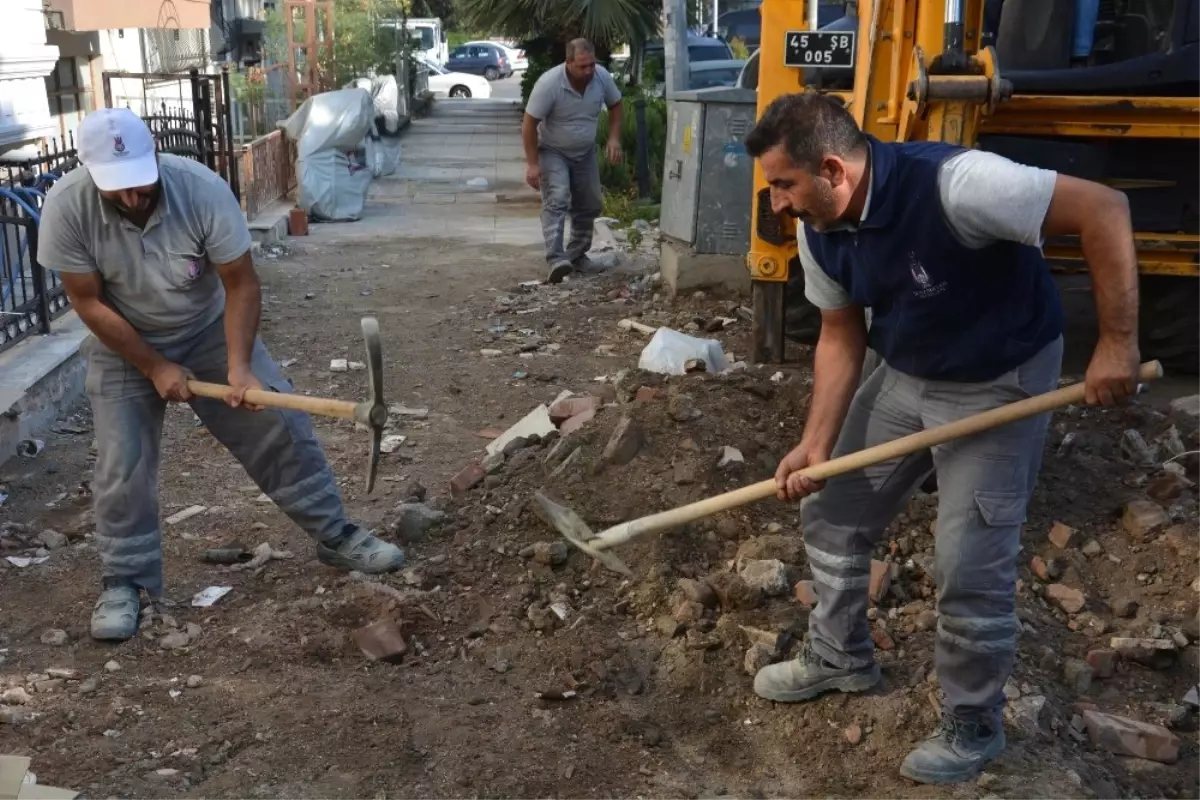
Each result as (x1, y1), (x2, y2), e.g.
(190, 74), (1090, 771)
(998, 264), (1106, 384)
(535, 360), (1165, 576)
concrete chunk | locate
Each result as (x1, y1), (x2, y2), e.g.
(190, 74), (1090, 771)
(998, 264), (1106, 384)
(1083, 710), (1180, 764)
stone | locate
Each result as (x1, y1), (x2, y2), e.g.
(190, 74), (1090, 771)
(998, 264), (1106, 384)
(1030, 556), (1051, 581)
(1062, 658), (1094, 694)
(1047, 584), (1086, 614)
(717, 446), (744, 468)
(450, 462), (486, 497)
(704, 572), (761, 611)
(1110, 637), (1177, 670)
(186, 675), (203, 689)
(635, 386), (660, 402)
(736, 534), (803, 566)
(104, 660), (121, 672)
(0, 707), (27, 725)
(794, 580), (818, 608)
(39, 629), (68, 646)
(159, 631), (191, 650)
(1048, 521), (1080, 549)
(1168, 394), (1200, 423)
(36, 529), (68, 550)
(601, 417), (643, 466)
(871, 623), (895, 651)
(1083, 710), (1180, 764)
(560, 409), (596, 436)
(672, 461), (697, 485)
(32, 678), (63, 692)
(671, 601), (705, 624)
(549, 395), (600, 425)
(844, 723), (863, 745)
(0, 688), (30, 705)
(352, 619), (407, 663)
(668, 393), (699, 422)
(738, 559), (790, 596)
(869, 560), (891, 603)
(1123, 500), (1170, 537)
(1110, 597), (1139, 619)
(1086, 649), (1117, 678)
(77, 676), (99, 695)
(656, 616), (684, 638)
(501, 436), (530, 457)
(390, 503), (446, 544)
(1005, 694), (1046, 734)
(677, 578), (717, 608)
(1081, 538), (1104, 557)
(1120, 429), (1159, 465)
(46, 667), (77, 679)
(915, 610), (938, 632)
(481, 450), (506, 474)
(531, 541), (569, 567)
(1147, 473), (1188, 502)
(743, 643), (775, 676)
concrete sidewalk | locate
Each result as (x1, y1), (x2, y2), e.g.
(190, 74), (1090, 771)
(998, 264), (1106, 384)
(306, 99), (544, 247)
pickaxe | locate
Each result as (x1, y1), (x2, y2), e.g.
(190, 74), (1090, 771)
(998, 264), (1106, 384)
(186, 316), (388, 493)
(535, 361), (1165, 576)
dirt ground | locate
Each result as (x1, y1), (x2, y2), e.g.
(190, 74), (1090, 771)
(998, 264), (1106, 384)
(1, 223), (1198, 799)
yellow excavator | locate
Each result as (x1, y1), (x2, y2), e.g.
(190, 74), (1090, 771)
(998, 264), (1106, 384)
(744, 0), (1200, 373)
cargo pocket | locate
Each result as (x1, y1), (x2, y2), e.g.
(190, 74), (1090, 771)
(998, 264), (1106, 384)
(973, 490), (1027, 528)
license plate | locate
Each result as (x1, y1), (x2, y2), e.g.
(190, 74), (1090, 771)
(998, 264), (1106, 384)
(783, 30), (856, 69)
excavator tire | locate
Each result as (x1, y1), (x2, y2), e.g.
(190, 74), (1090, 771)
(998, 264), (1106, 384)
(1139, 275), (1199, 375)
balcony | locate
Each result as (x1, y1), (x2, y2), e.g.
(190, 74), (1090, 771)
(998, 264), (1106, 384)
(44, 0), (213, 32)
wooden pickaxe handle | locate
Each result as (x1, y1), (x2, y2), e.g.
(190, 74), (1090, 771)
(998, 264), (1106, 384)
(186, 381), (360, 420)
(588, 360), (1165, 552)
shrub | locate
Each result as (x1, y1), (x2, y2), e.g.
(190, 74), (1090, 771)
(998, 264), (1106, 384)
(595, 89), (667, 202)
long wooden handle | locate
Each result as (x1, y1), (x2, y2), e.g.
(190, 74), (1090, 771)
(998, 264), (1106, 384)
(591, 361), (1164, 551)
(186, 380), (360, 420)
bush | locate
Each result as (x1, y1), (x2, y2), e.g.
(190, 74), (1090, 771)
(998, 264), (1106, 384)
(596, 89), (667, 202)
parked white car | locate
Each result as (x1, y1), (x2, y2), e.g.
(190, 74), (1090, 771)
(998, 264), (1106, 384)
(423, 60), (492, 99)
(463, 39), (527, 71)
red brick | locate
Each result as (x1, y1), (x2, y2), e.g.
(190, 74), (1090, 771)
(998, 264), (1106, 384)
(549, 395), (600, 425)
(450, 461), (485, 497)
(1147, 473), (1187, 502)
(871, 624), (895, 651)
(844, 723), (863, 745)
(352, 619), (407, 663)
(636, 386), (660, 402)
(601, 416), (642, 465)
(559, 408), (596, 436)
(1048, 521), (1080, 549)
(1047, 583), (1086, 614)
(868, 560), (891, 603)
(793, 580), (818, 608)
(1086, 649), (1117, 679)
(1083, 710), (1180, 764)
(1031, 556), (1051, 581)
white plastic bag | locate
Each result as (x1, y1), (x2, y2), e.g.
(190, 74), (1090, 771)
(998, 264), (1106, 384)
(637, 327), (729, 376)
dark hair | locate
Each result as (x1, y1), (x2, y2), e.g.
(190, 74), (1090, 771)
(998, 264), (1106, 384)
(566, 38), (595, 62)
(744, 91), (866, 171)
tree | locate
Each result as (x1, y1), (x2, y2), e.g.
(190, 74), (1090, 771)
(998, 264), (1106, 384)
(457, 0), (660, 52)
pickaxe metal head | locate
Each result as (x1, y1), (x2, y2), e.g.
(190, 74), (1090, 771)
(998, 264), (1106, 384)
(351, 316), (387, 494)
(532, 491), (632, 577)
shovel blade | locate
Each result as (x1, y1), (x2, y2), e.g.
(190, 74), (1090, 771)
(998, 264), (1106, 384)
(532, 491), (632, 577)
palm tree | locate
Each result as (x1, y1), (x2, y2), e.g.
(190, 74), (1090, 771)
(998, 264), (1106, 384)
(458, 0), (660, 53)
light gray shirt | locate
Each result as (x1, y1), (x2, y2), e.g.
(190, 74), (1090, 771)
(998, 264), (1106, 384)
(37, 154), (253, 345)
(525, 63), (622, 158)
(800, 150), (1058, 310)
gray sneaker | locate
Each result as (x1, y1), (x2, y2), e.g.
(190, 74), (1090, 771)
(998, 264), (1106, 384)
(316, 526), (405, 573)
(753, 641), (881, 703)
(546, 259), (573, 284)
(900, 713), (1006, 784)
(91, 583), (142, 641)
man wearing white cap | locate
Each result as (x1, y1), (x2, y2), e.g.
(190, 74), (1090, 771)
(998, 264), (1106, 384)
(37, 108), (405, 642)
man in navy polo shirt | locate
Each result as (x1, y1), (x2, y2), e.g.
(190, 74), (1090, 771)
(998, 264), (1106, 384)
(744, 92), (1139, 784)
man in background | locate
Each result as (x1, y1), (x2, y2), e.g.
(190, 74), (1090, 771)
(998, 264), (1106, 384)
(523, 38), (624, 284)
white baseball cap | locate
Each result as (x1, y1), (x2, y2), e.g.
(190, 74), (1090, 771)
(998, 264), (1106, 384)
(77, 107), (159, 191)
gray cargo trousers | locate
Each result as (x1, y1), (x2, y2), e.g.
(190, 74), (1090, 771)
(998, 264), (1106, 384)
(538, 146), (602, 266)
(801, 337), (1063, 726)
(86, 316), (352, 598)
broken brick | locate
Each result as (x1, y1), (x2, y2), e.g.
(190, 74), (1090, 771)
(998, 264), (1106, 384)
(794, 580), (818, 608)
(559, 408), (596, 436)
(352, 619), (407, 663)
(1030, 556), (1051, 581)
(1047, 583), (1086, 614)
(450, 461), (485, 498)
(549, 395), (600, 425)
(844, 723), (863, 745)
(868, 560), (891, 604)
(635, 386), (660, 402)
(1086, 649), (1117, 679)
(1110, 637), (1177, 670)
(601, 416), (643, 466)
(1146, 473), (1188, 502)
(1083, 710), (1180, 764)
(1122, 499), (1170, 538)
(871, 623), (895, 651)
(1048, 521), (1080, 549)
(677, 578), (717, 608)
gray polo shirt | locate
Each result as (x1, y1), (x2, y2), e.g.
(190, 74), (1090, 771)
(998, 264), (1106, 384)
(37, 153), (253, 346)
(525, 63), (621, 158)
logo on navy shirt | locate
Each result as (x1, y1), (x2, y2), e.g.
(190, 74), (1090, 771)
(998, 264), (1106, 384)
(908, 251), (947, 299)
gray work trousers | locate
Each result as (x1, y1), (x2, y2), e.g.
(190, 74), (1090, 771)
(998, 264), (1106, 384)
(85, 317), (352, 598)
(538, 146), (602, 266)
(801, 337), (1063, 726)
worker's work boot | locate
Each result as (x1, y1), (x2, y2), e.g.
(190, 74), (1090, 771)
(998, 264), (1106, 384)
(546, 259), (573, 285)
(899, 712), (1006, 784)
(90, 581), (142, 642)
(316, 524), (404, 573)
(753, 641), (881, 703)
(572, 255), (609, 274)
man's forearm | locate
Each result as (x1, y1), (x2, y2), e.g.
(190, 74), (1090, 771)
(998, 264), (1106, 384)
(223, 277), (261, 373)
(521, 116), (540, 165)
(607, 103), (623, 142)
(800, 330), (866, 455)
(74, 299), (166, 377)
(1082, 195), (1138, 342)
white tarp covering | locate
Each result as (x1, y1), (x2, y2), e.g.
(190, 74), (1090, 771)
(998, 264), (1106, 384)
(283, 88), (375, 221)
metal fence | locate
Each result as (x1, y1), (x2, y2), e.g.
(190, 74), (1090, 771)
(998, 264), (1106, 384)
(0, 193), (70, 354)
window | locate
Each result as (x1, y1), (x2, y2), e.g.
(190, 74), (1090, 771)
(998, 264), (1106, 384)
(412, 26), (434, 50)
(450, 46), (468, 58)
(688, 67), (740, 89)
(689, 44), (731, 61)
